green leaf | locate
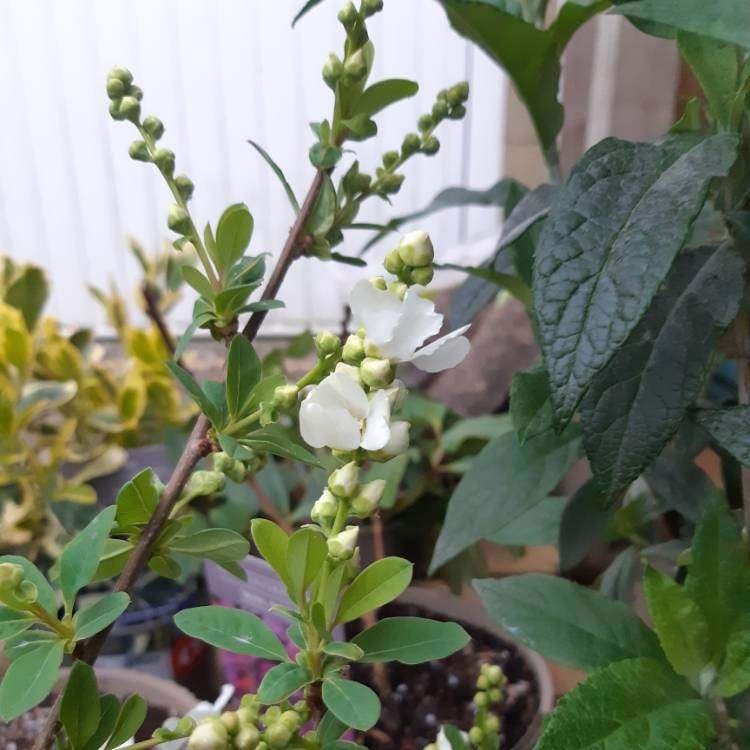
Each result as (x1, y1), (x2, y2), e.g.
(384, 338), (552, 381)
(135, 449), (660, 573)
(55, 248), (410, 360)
(166, 361), (222, 427)
(322, 641), (364, 661)
(353, 617), (469, 664)
(558, 480), (612, 571)
(0, 606), (34, 640)
(510, 365), (554, 444)
(474, 574), (661, 671)
(92, 539), (133, 583)
(174, 606), (288, 661)
(309, 143), (342, 170)
(3, 630), (59, 660)
(0, 556), (57, 615)
(329, 252), (367, 267)
(697, 405), (750, 467)
(105, 694), (147, 750)
(60, 506), (117, 611)
(251, 518), (292, 590)
(322, 676), (381, 731)
(287, 527), (328, 598)
(536, 658), (714, 750)
(362, 454), (409, 511)
(4, 265), (48, 329)
(486, 495), (565, 546)
(437, 262), (531, 308)
(169, 528), (250, 564)
(581, 243), (744, 499)
(148, 554), (181, 580)
(304, 175), (337, 237)
(0, 640), (64, 721)
(354, 79), (418, 117)
(248, 140), (300, 214)
(534, 134), (738, 422)
(181, 266), (214, 300)
(73, 592), (130, 641)
(243, 424), (325, 468)
(441, 725), (470, 750)
(600, 546), (638, 603)
(82, 694), (119, 750)
(214, 283), (258, 318)
(643, 565), (709, 682)
(431, 427), (582, 572)
(318, 711), (348, 744)
(115, 468), (159, 526)
(257, 663), (311, 704)
(216, 203), (254, 272)
(292, 0), (326, 26)
(336, 557), (413, 624)
(341, 114), (377, 140)
(613, 0), (750, 49)
(226, 335), (262, 419)
(61, 661), (100, 749)
(677, 32), (739, 129)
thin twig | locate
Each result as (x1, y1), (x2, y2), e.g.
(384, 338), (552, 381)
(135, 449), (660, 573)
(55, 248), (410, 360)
(250, 475), (294, 534)
(34, 169), (328, 750)
(141, 282), (183, 366)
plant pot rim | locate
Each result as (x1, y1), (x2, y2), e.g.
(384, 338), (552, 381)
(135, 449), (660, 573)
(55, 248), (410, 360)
(398, 584), (554, 750)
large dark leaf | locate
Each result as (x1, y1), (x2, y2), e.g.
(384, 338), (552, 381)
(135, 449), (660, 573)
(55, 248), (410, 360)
(534, 134), (738, 422)
(697, 405), (750, 467)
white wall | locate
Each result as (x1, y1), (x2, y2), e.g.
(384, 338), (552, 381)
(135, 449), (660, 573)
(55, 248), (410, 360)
(0, 0), (507, 335)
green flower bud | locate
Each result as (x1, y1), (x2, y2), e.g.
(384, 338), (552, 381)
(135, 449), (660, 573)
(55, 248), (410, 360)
(263, 707), (282, 724)
(474, 691), (489, 708)
(327, 525), (359, 560)
(142, 115), (165, 139)
(388, 280), (408, 299)
(488, 687), (502, 702)
(237, 706), (259, 727)
(362, 0), (384, 16)
(153, 148), (176, 177)
(449, 104), (467, 120)
(370, 275), (387, 291)
(175, 174), (195, 201)
(451, 81), (470, 104)
(468, 727), (484, 745)
(383, 248), (405, 276)
(476, 675), (490, 690)
(328, 461), (359, 497)
(401, 132), (421, 158)
(431, 99), (449, 120)
(322, 53), (344, 88)
(398, 230), (434, 267)
(343, 49), (367, 83)
(109, 99), (125, 121)
(292, 700), (309, 720)
(410, 265), (434, 286)
(128, 140), (150, 162)
(130, 85), (144, 101)
(106, 77), (127, 99)
(362, 338), (380, 358)
(188, 718), (229, 750)
(0, 563), (24, 589)
(316, 330), (341, 358)
(108, 67), (133, 85)
(422, 136), (440, 155)
(220, 711), (239, 734)
(279, 711), (301, 732)
(382, 150), (400, 168)
(352, 172), (372, 193)
(168, 204), (191, 235)
(342, 334), (366, 365)
(385, 379), (407, 410)
(265, 722), (292, 749)
(273, 384), (299, 410)
(485, 715), (501, 733)
(335, 362), (363, 385)
(235, 725), (261, 750)
(383, 173), (405, 194)
(417, 114), (433, 133)
(486, 664), (504, 685)
(360, 357), (394, 388)
(119, 96), (141, 123)
(351, 479), (386, 517)
(311, 489), (339, 523)
(338, 2), (359, 29)
(187, 469), (225, 497)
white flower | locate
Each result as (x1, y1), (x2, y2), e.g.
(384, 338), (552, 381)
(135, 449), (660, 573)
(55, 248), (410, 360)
(382, 420), (409, 456)
(328, 526), (359, 559)
(349, 279), (470, 373)
(299, 371), (392, 451)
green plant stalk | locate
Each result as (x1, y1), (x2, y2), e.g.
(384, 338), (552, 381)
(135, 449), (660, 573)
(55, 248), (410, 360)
(28, 602), (73, 640)
(711, 695), (739, 750)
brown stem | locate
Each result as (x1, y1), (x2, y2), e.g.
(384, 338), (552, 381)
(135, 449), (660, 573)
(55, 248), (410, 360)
(249, 475), (294, 534)
(33, 169), (329, 750)
(140, 282), (187, 370)
(712, 696), (739, 750)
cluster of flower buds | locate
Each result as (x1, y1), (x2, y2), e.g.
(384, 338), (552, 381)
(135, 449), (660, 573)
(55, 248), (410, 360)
(414, 81), (471, 157)
(383, 229), (436, 288)
(188, 695), (310, 750)
(0, 562), (37, 610)
(312, 462), (387, 531)
(182, 469), (226, 502)
(468, 663), (506, 746)
(214, 452), (248, 484)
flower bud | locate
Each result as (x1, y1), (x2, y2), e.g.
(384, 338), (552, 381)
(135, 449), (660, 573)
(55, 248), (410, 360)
(322, 54), (344, 88)
(188, 718), (229, 750)
(119, 96), (141, 123)
(337, 2), (359, 29)
(369, 276), (387, 291)
(398, 230), (434, 267)
(383, 173), (405, 194)
(474, 691), (489, 707)
(128, 140), (150, 162)
(175, 174), (195, 201)
(383, 248), (405, 276)
(153, 148), (176, 177)
(292, 700), (309, 720)
(327, 526), (359, 560)
(220, 711), (239, 734)
(417, 114), (433, 133)
(343, 49), (367, 83)
(476, 675), (490, 690)
(382, 420), (409, 456)
(187, 469), (225, 497)
(449, 104), (467, 120)
(351, 479), (386, 517)
(486, 715), (501, 733)
(401, 132), (421, 158)
(279, 711), (301, 732)
(335, 362), (363, 384)
(109, 99), (125, 121)
(142, 115), (165, 139)
(488, 687), (502, 702)
(130, 85), (144, 101)
(360, 357), (394, 388)
(263, 707), (281, 725)
(388, 280), (407, 299)
(328, 461), (359, 497)
(237, 706), (259, 727)
(352, 172), (372, 192)
(106, 77), (127, 99)
(486, 664), (504, 684)
(266, 722), (293, 749)
(235, 725), (261, 750)
(315, 330), (341, 358)
(468, 727), (484, 745)
(382, 150), (399, 169)
(385, 379), (407, 410)
(273, 384), (299, 410)
(108, 66), (133, 85)
(449, 81), (470, 104)
(0, 563), (24, 589)
(311, 489), (339, 523)
(362, 0), (384, 16)
(422, 136), (440, 155)
(431, 99), (449, 120)
(342, 334), (366, 365)
(168, 204), (191, 235)
(410, 265), (434, 286)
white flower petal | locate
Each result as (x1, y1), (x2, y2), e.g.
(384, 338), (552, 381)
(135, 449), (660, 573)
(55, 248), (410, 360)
(379, 287), (443, 360)
(300, 401), (361, 450)
(382, 420), (410, 456)
(349, 279), (403, 348)
(361, 389), (392, 451)
(408, 325), (471, 373)
(311, 372), (369, 419)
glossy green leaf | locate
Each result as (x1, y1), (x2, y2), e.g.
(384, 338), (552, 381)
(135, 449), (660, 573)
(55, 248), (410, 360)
(170, 528), (250, 564)
(248, 140), (300, 213)
(243, 424), (325, 468)
(175, 606), (288, 661)
(353, 617), (469, 664)
(5, 265), (48, 329)
(697, 405), (750, 467)
(181, 266), (214, 300)
(486, 495), (565, 546)
(431, 427), (582, 572)
(292, 0), (326, 26)
(510, 365), (554, 444)
(354, 79), (418, 117)
(581, 244), (743, 499)
(536, 658), (714, 750)
(0, 606), (34, 640)
(115, 468), (159, 526)
(82, 693), (120, 750)
(60, 506), (117, 610)
(336, 557), (413, 624)
(73, 592), (130, 641)
(534, 134), (738, 422)
(166, 362), (222, 426)
(258, 663), (311, 704)
(251, 518), (292, 590)
(216, 203), (254, 272)
(287, 527), (328, 598)
(0, 640), (64, 721)
(558, 480), (612, 571)
(226, 335), (262, 419)
(304, 175), (337, 236)
(3, 629), (59, 660)
(61, 661), (100, 749)
(105, 694), (147, 750)
(474, 574), (661, 671)
(322, 641), (364, 661)
(214, 283), (258, 318)
(318, 711), (348, 744)
(600, 546), (638, 603)
(322, 676), (381, 731)
(309, 143), (342, 170)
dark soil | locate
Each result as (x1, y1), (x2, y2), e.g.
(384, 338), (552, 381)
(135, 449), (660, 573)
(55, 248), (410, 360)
(346, 602), (539, 750)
